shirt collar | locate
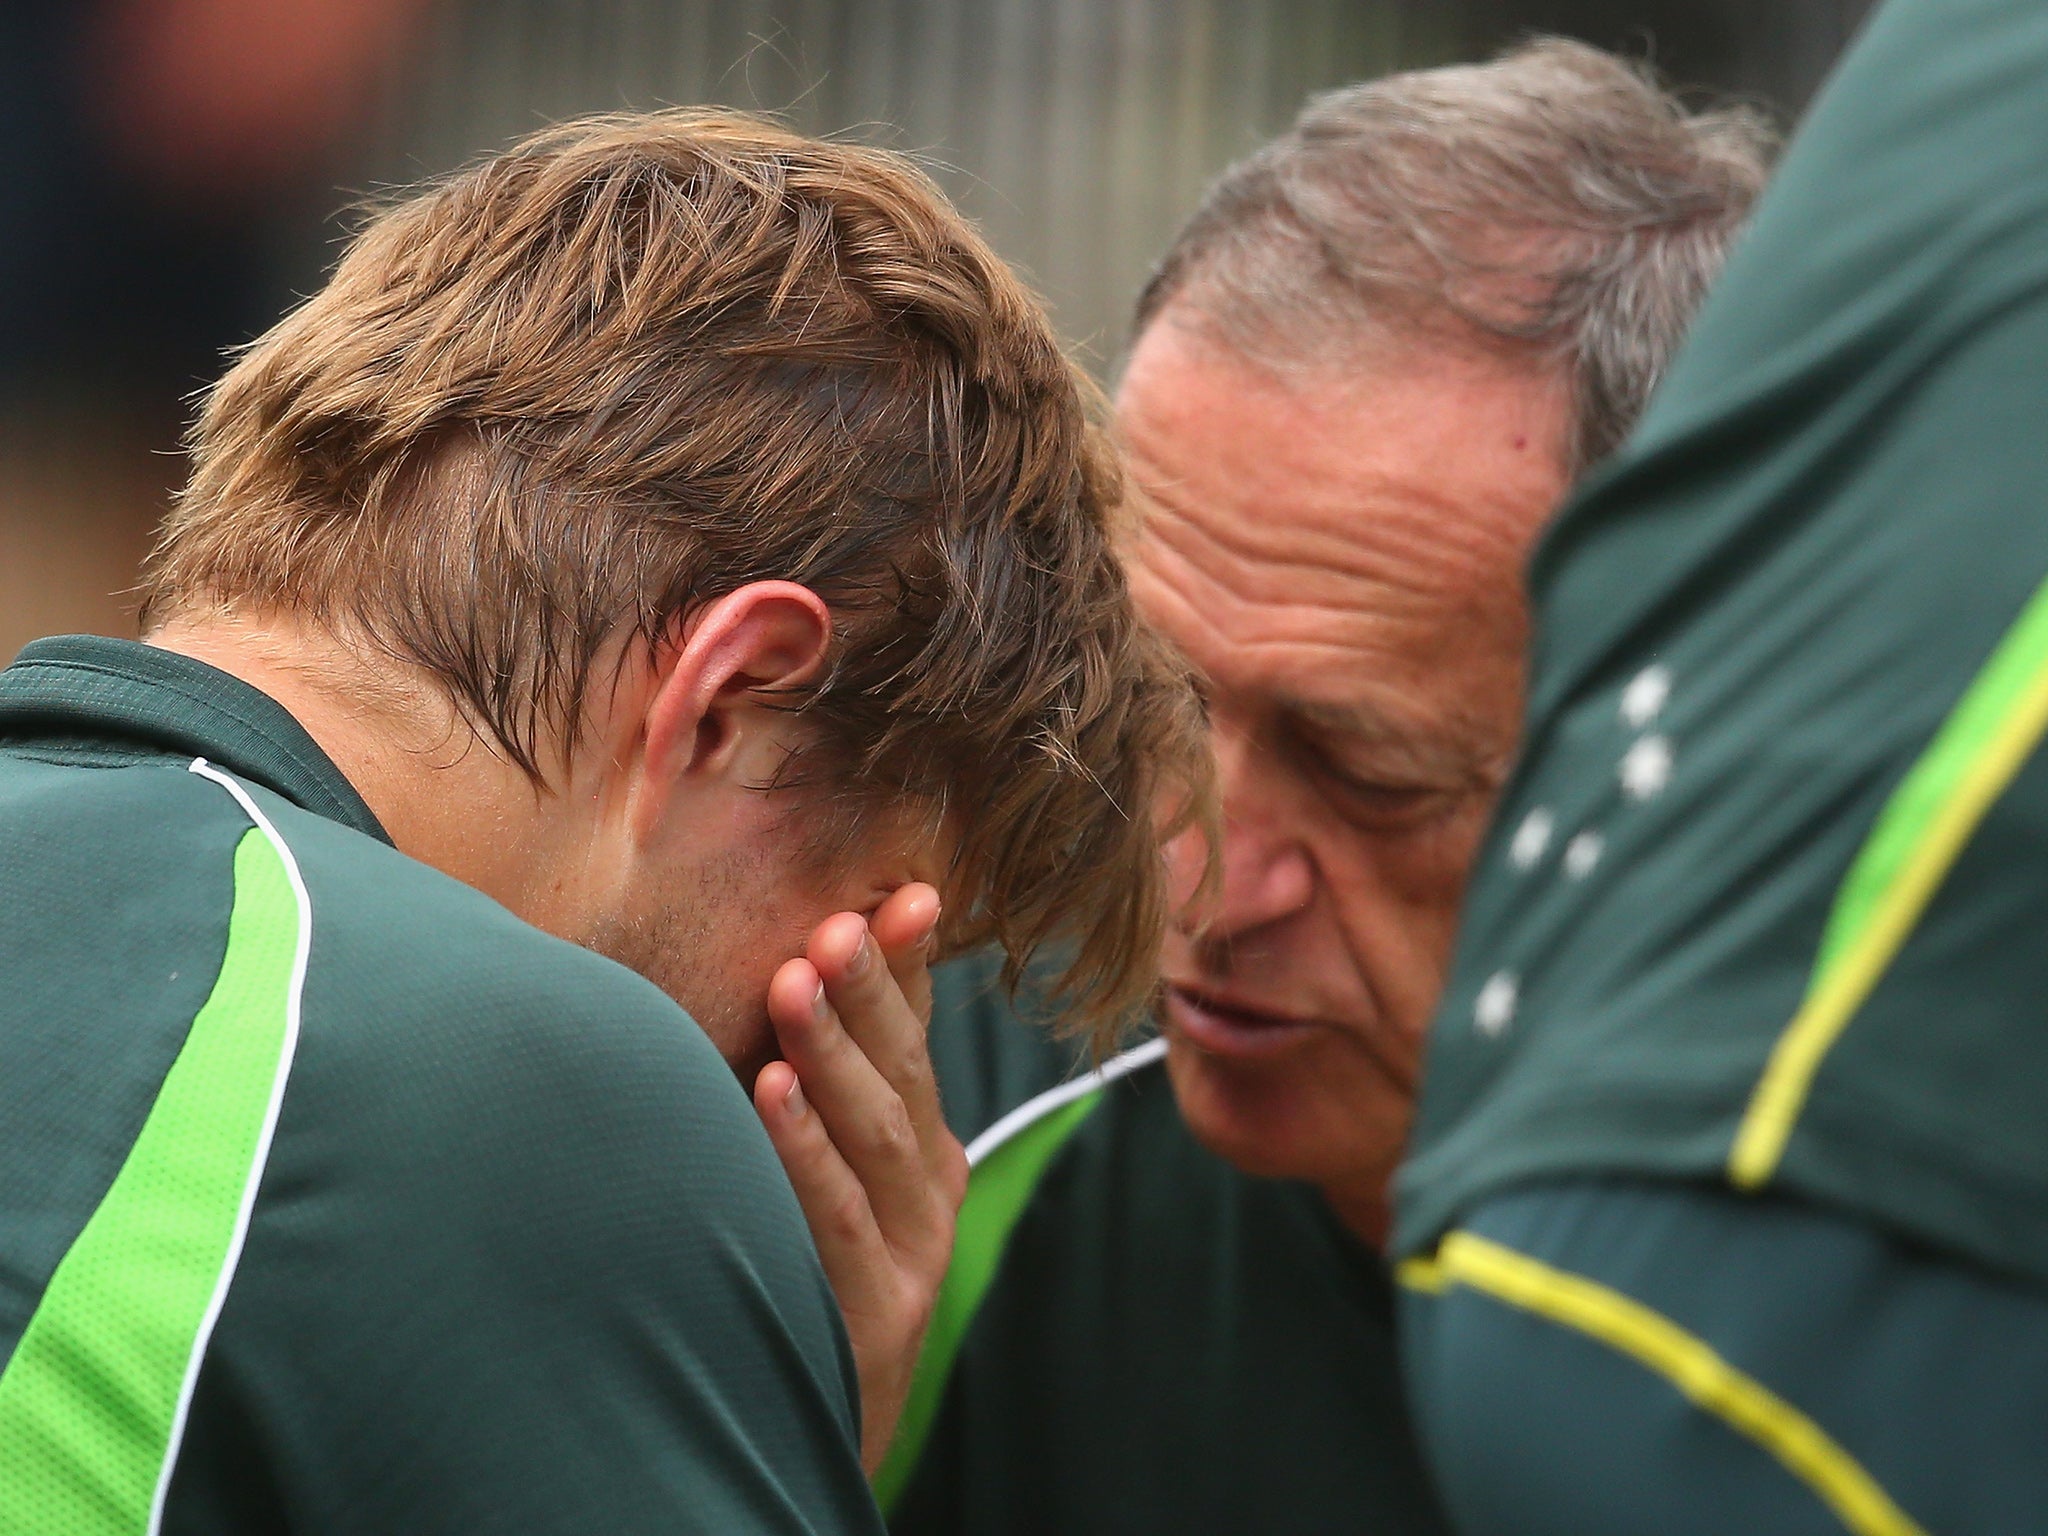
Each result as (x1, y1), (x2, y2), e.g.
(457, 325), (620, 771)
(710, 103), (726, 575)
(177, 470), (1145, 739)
(0, 635), (392, 845)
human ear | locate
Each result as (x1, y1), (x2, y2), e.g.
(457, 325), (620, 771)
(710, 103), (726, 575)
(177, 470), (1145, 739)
(632, 581), (833, 837)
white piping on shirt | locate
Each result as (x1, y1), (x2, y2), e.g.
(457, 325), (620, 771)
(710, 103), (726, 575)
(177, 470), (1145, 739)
(962, 1035), (1168, 1169)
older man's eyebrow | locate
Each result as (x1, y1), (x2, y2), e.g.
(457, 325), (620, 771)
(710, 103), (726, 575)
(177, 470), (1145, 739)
(1286, 698), (1492, 780)
(1290, 697), (1404, 743)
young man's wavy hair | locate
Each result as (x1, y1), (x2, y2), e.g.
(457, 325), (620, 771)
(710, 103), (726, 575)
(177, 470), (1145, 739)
(144, 109), (1210, 1042)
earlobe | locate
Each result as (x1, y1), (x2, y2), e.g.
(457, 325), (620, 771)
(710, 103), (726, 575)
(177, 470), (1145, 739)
(634, 581), (834, 835)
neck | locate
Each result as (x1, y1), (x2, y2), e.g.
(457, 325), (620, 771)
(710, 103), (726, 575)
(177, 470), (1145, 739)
(1319, 1175), (1392, 1253)
(147, 612), (577, 923)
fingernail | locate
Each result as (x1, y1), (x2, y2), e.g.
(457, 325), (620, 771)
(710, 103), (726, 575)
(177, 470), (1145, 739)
(920, 907), (942, 955)
(785, 1078), (806, 1118)
(811, 981), (830, 1021)
(846, 931), (872, 978)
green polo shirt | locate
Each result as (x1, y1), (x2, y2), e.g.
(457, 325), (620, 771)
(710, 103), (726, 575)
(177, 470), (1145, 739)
(0, 636), (883, 1534)
(878, 952), (1452, 1536)
(1396, 0), (2048, 1289)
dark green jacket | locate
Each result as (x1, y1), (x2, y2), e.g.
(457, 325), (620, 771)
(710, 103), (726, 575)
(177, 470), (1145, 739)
(880, 954), (1452, 1535)
(1398, 0), (2048, 1290)
(0, 636), (883, 1534)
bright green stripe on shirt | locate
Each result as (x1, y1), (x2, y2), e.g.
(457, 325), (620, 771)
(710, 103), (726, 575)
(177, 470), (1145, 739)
(873, 1090), (1103, 1514)
(1731, 569), (2048, 1187)
(0, 825), (304, 1534)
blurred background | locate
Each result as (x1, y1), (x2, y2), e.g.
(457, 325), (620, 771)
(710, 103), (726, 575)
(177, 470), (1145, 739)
(0, 0), (1875, 660)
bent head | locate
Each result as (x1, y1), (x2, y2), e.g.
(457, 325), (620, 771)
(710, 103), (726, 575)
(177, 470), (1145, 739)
(1125, 321), (1566, 1235)
(1126, 41), (1773, 1240)
(144, 112), (1209, 1069)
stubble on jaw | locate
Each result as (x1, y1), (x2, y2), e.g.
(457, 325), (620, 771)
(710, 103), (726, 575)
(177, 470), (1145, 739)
(583, 842), (782, 1075)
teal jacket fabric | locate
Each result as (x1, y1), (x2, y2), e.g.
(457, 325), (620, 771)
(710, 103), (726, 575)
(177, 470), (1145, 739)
(1399, 0), (2048, 1289)
(882, 953), (1452, 1535)
(0, 636), (883, 1534)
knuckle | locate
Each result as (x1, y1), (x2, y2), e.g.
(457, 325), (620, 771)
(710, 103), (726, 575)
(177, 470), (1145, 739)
(866, 1099), (917, 1161)
(898, 1284), (935, 1342)
(826, 1190), (871, 1242)
(892, 1048), (936, 1094)
(879, 1264), (933, 1320)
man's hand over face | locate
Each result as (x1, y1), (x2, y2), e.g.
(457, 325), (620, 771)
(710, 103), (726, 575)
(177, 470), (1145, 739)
(753, 884), (967, 1473)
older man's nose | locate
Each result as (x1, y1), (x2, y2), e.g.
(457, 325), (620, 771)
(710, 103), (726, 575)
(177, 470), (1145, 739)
(1210, 812), (1316, 936)
(1179, 720), (1318, 939)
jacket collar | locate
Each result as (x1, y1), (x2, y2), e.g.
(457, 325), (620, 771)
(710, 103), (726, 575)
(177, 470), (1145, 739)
(0, 635), (392, 845)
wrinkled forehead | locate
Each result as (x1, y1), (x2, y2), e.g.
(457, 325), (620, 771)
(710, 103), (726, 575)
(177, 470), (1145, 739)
(1114, 315), (1570, 740)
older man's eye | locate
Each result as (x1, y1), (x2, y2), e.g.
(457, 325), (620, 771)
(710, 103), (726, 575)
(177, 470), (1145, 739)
(1323, 769), (1449, 827)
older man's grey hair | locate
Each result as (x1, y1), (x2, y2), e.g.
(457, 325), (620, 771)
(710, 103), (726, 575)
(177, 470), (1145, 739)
(1135, 39), (1776, 472)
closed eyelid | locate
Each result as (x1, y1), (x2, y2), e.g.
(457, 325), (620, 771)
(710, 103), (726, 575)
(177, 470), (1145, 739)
(1287, 692), (1508, 785)
(1284, 709), (1450, 784)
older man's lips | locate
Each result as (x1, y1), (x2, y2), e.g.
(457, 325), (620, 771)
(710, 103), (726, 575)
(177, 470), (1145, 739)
(1165, 984), (1321, 1059)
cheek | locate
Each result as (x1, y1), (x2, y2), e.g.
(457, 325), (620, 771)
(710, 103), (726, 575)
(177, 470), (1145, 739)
(687, 857), (812, 1008)
(1331, 796), (1496, 918)
(1320, 807), (1497, 1023)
